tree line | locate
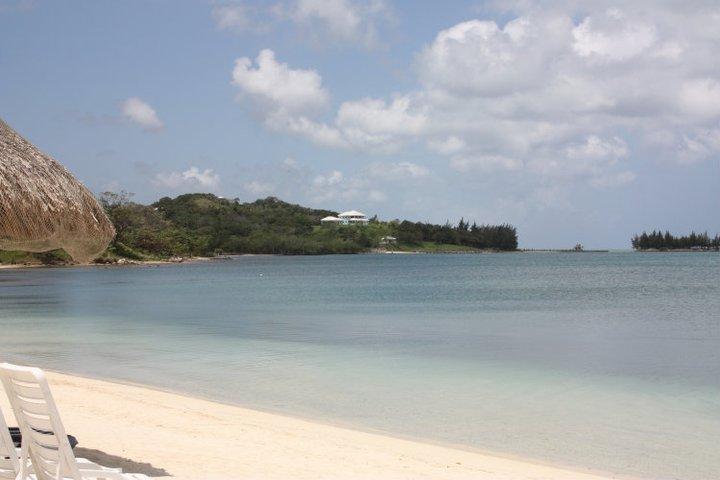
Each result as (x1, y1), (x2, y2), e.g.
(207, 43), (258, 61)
(394, 218), (518, 251)
(96, 192), (519, 260)
(631, 230), (720, 250)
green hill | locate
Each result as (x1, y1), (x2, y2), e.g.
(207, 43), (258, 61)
(1, 192), (519, 263)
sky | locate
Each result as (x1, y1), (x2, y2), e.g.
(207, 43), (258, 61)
(1, 0), (718, 248)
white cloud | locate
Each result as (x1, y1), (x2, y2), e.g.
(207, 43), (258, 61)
(427, 136), (466, 155)
(590, 171), (637, 188)
(245, 180), (275, 195)
(678, 125), (720, 163)
(337, 96), (427, 135)
(565, 135), (628, 161)
(231, 51), (420, 152)
(121, 97), (163, 131)
(450, 155), (522, 172)
(288, 0), (390, 48)
(282, 157), (300, 170)
(367, 161), (430, 179)
(232, 3), (720, 192)
(154, 167), (220, 190)
(679, 78), (720, 119)
(210, 0), (391, 47)
(417, 16), (571, 96)
(212, 4), (251, 30)
(182, 167), (220, 188)
(572, 9), (657, 62)
(312, 170), (343, 187)
(232, 49), (329, 117)
(279, 116), (348, 148)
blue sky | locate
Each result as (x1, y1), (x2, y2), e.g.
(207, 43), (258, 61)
(1, 0), (718, 248)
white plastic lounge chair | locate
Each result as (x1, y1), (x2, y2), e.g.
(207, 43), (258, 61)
(1, 407), (118, 478)
(0, 405), (19, 479)
(0, 363), (149, 480)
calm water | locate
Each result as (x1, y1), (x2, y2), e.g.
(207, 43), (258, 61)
(1, 253), (719, 479)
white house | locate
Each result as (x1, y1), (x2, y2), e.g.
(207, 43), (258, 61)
(320, 215), (342, 224)
(321, 211), (369, 226)
(338, 210), (369, 225)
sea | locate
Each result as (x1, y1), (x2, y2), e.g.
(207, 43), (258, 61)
(1, 252), (718, 479)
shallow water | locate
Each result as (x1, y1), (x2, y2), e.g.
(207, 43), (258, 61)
(1, 252), (719, 479)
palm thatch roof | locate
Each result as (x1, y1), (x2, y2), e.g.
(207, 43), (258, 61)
(0, 117), (115, 263)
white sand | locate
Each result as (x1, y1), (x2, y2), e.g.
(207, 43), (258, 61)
(0, 372), (623, 480)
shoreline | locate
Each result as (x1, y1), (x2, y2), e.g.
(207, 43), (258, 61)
(0, 250), (593, 270)
(0, 256), (219, 270)
(4, 248), (711, 270)
(0, 370), (627, 480)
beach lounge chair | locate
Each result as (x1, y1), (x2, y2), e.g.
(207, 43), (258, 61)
(0, 405), (20, 479)
(0, 363), (149, 480)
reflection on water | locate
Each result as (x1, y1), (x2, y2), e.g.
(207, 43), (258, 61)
(1, 252), (719, 479)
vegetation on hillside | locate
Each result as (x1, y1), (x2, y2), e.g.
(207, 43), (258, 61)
(96, 192), (518, 259)
(0, 192), (519, 263)
(631, 230), (720, 251)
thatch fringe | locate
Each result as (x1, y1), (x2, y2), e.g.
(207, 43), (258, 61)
(0, 118), (115, 263)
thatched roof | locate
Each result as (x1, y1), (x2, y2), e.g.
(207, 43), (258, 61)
(0, 118), (115, 263)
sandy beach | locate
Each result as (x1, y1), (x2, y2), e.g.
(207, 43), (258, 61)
(0, 371), (622, 480)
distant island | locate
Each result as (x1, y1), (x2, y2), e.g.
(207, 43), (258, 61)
(631, 230), (720, 251)
(0, 193), (518, 265)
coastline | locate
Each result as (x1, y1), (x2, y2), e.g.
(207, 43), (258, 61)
(0, 371), (624, 480)
(0, 256), (219, 270)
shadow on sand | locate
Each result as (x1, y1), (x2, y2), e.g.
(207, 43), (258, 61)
(74, 447), (170, 477)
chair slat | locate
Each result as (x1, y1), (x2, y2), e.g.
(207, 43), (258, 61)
(27, 427), (59, 449)
(33, 444), (60, 462)
(10, 383), (45, 401)
(22, 412), (54, 432)
(18, 399), (50, 419)
(3, 368), (40, 383)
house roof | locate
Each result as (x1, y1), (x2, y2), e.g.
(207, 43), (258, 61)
(338, 210), (366, 217)
(321, 216), (341, 221)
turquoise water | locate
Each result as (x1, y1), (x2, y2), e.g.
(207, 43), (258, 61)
(1, 253), (719, 479)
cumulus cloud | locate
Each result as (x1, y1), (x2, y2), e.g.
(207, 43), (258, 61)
(337, 96), (427, 135)
(565, 136), (628, 161)
(288, 0), (390, 48)
(450, 155), (522, 173)
(121, 97), (164, 131)
(678, 125), (720, 164)
(590, 171), (637, 188)
(312, 170), (343, 187)
(427, 136), (466, 155)
(232, 49), (329, 116)
(232, 2), (720, 190)
(679, 78), (720, 119)
(231, 50), (422, 152)
(308, 168), (387, 204)
(212, 4), (249, 30)
(211, 0), (391, 48)
(154, 167), (220, 190)
(367, 161), (430, 179)
(417, 16), (571, 97)
(282, 157), (300, 170)
(572, 9), (657, 62)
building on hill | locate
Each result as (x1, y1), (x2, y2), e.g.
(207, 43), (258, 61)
(320, 215), (342, 224)
(320, 211), (369, 226)
(338, 210), (369, 225)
